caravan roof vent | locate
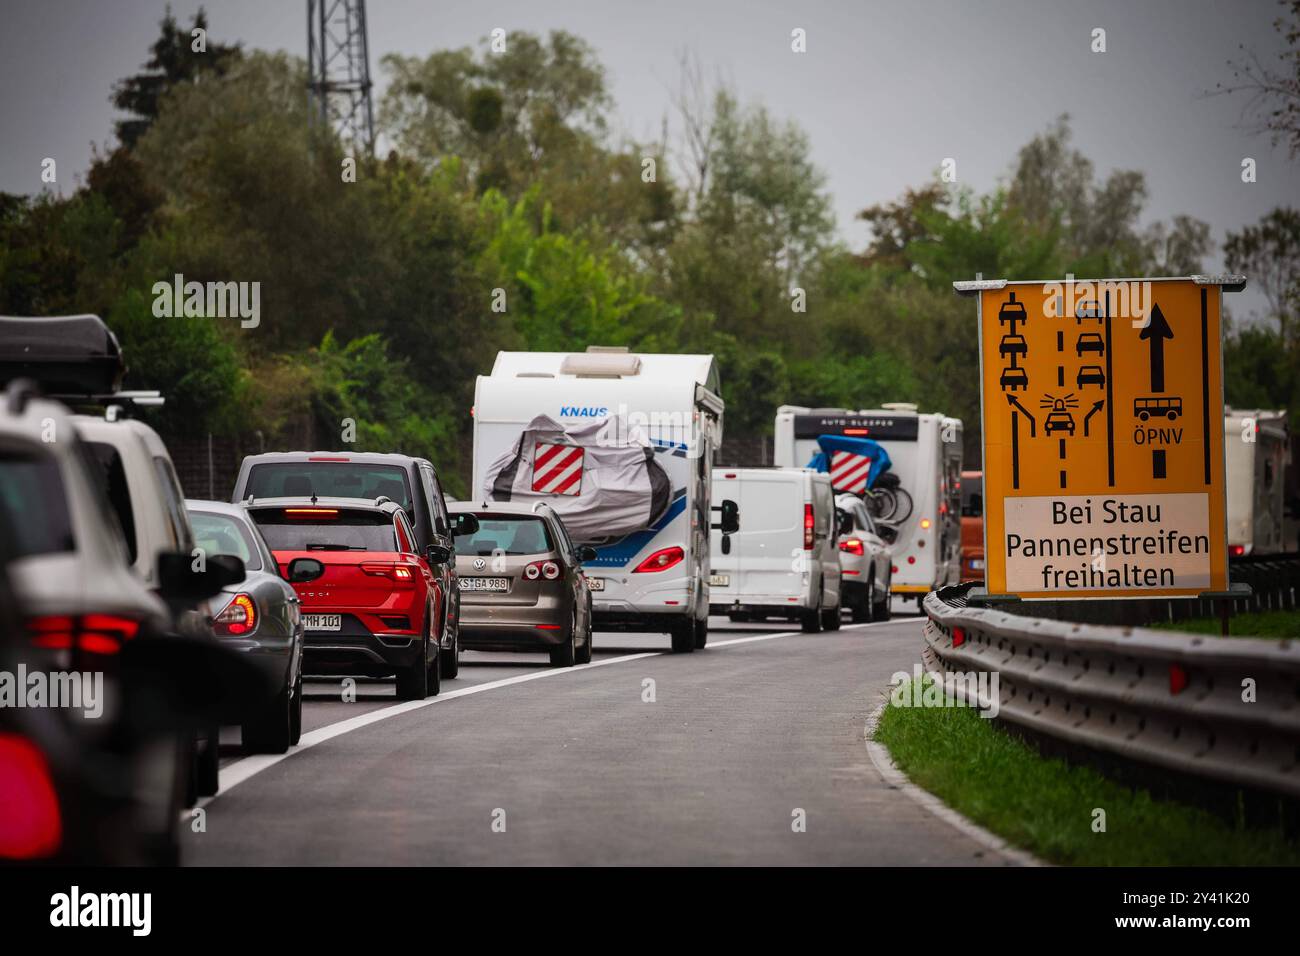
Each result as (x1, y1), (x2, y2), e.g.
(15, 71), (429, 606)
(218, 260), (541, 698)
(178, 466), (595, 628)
(560, 351), (642, 378)
(880, 402), (919, 412)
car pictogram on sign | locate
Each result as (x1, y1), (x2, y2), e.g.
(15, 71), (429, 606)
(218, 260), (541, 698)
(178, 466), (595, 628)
(1075, 332), (1105, 357)
(1076, 365), (1105, 388)
(1000, 366), (1029, 391)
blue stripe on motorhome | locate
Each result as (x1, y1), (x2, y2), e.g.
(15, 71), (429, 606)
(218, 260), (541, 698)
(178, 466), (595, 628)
(585, 492), (687, 568)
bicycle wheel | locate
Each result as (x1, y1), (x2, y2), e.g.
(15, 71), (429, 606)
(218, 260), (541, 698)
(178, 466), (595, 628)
(889, 487), (914, 524)
(867, 488), (898, 521)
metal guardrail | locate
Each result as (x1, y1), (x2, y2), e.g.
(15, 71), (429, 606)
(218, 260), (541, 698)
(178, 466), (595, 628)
(921, 584), (1300, 801)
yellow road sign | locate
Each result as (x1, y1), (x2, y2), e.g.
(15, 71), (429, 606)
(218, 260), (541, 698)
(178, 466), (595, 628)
(957, 276), (1242, 600)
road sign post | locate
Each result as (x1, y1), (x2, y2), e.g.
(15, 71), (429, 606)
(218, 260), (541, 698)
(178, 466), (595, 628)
(955, 275), (1245, 602)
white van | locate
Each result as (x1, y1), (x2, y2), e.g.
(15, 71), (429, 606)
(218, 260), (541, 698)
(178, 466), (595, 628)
(708, 467), (842, 632)
(774, 403), (963, 609)
(473, 347), (724, 653)
(1224, 408), (1291, 557)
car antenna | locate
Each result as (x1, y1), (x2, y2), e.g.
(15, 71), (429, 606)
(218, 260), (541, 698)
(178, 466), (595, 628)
(311, 494), (318, 505)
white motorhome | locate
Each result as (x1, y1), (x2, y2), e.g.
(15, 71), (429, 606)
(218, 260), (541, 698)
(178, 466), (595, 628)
(774, 403), (962, 607)
(472, 347), (724, 652)
(708, 467), (843, 632)
(1224, 408), (1291, 557)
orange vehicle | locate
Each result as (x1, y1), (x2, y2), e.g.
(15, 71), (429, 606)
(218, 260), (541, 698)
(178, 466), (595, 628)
(959, 470), (985, 582)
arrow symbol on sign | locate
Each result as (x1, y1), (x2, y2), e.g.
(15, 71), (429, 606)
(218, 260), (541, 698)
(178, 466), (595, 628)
(1006, 393), (1036, 437)
(1138, 302), (1174, 392)
(1083, 399), (1104, 437)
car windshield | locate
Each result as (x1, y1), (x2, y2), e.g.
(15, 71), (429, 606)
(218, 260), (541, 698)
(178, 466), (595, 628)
(0, 452), (75, 557)
(245, 462), (411, 510)
(251, 508), (397, 552)
(189, 510), (262, 571)
(459, 516), (554, 556)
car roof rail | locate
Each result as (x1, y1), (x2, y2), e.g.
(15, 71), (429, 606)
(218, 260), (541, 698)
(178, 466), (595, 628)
(5, 378), (42, 416)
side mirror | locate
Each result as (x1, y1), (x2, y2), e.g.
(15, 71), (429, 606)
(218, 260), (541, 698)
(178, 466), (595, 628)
(714, 499), (739, 535)
(425, 544), (451, 565)
(577, 545), (597, 562)
(287, 557), (325, 583)
(158, 551), (244, 603)
(452, 513), (480, 536)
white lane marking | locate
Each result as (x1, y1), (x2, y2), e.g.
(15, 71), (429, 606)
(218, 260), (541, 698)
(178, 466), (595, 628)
(862, 700), (1043, 867)
(204, 617), (920, 806)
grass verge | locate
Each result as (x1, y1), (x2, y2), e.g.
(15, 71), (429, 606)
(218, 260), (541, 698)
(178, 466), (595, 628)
(874, 678), (1300, 865)
(1152, 608), (1300, 639)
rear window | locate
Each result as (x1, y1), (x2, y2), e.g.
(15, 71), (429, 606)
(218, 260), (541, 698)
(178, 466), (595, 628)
(189, 510), (262, 571)
(251, 508), (397, 553)
(0, 452), (75, 557)
(245, 462), (412, 510)
(84, 441), (137, 562)
(460, 517), (554, 556)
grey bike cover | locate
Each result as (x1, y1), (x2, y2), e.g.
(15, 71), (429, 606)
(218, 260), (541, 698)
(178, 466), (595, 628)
(482, 414), (671, 542)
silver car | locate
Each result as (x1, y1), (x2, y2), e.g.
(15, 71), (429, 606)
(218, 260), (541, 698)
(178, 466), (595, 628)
(186, 500), (305, 754)
(834, 494), (894, 622)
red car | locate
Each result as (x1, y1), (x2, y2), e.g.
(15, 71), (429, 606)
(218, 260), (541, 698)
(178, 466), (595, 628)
(247, 497), (450, 700)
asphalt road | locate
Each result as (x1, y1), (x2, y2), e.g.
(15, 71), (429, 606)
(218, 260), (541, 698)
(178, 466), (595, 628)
(186, 607), (1008, 865)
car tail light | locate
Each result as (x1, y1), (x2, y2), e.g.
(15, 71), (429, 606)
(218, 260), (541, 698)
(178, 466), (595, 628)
(213, 593), (257, 636)
(361, 563), (415, 588)
(840, 538), (865, 556)
(803, 504), (814, 550)
(891, 565), (899, 574)
(536, 623), (562, 630)
(920, 518), (932, 529)
(633, 546), (685, 573)
(907, 556), (916, 564)
(26, 614), (139, 654)
(522, 560), (562, 580)
(1229, 545), (1245, 558)
(0, 734), (62, 860)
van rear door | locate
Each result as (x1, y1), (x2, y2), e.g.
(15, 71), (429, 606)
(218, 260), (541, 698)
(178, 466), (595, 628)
(731, 471), (804, 601)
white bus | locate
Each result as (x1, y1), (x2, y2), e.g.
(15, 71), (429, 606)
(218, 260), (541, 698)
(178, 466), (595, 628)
(472, 347), (724, 652)
(1224, 408), (1291, 557)
(774, 403), (963, 607)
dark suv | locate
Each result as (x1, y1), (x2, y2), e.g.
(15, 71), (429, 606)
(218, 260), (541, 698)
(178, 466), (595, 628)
(232, 452), (465, 676)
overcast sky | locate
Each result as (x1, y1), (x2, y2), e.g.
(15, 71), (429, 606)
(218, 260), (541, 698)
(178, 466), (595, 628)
(2, 0), (1296, 319)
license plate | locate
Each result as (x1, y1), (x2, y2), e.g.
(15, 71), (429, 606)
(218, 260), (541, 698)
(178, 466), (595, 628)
(709, 574), (729, 587)
(304, 614), (342, 631)
(462, 577), (509, 592)
(969, 559), (985, 570)
(585, 577), (605, 591)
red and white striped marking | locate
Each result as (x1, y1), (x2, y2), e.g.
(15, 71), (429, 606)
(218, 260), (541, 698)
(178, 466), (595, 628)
(532, 442), (584, 495)
(830, 450), (872, 494)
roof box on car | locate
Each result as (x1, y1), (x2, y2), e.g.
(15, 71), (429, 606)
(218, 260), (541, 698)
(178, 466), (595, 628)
(0, 314), (125, 395)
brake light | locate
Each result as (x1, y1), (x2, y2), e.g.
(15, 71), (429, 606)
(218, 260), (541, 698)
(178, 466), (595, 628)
(1229, 545), (1245, 557)
(536, 623), (562, 630)
(26, 614), (138, 654)
(633, 546), (685, 573)
(522, 560), (562, 580)
(843, 427), (869, 436)
(213, 593), (257, 636)
(804, 504), (814, 550)
(361, 563), (415, 586)
(907, 556), (916, 564)
(285, 508), (338, 519)
(840, 538), (865, 556)
(307, 456), (350, 462)
(0, 734), (61, 860)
